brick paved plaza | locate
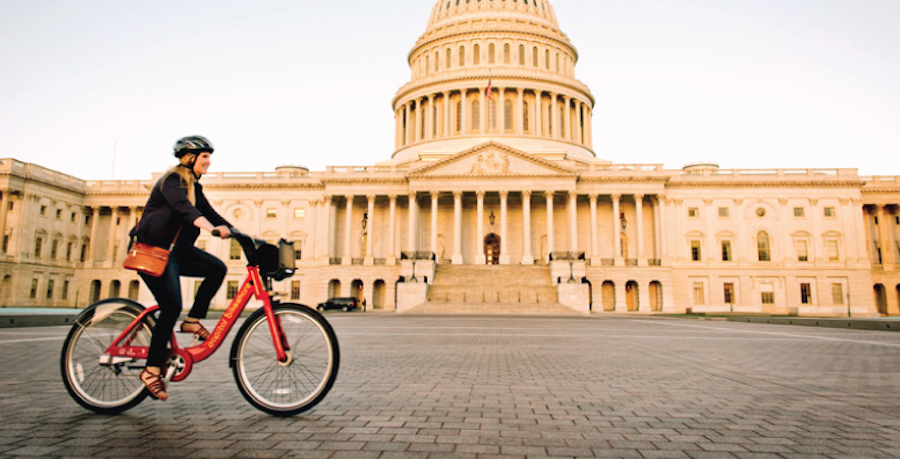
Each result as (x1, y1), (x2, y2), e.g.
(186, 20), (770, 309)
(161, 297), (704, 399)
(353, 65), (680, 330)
(2, 314), (900, 458)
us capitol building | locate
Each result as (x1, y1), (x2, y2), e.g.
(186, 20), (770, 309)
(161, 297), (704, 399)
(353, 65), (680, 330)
(2, 0), (898, 316)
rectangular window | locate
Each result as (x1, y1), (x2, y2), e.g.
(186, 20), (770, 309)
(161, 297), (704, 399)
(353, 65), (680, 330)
(30, 279), (38, 299)
(62, 280), (69, 300)
(832, 283), (844, 305)
(266, 208), (277, 219)
(66, 242), (73, 261)
(796, 240), (809, 262)
(794, 207), (805, 217)
(800, 283), (812, 305)
(826, 240), (840, 262)
(691, 240), (702, 261)
(40, 205), (47, 216)
(50, 240), (59, 260)
(226, 281), (239, 300)
(56, 209), (62, 219)
(229, 239), (242, 261)
(46, 279), (54, 299)
(34, 237), (43, 258)
(760, 283), (775, 305)
(824, 207), (835, 218)
(721, 241), (732, 262)
(2, 235), (8, 253)
(294, 208), (305, 219)
(688, 208), (699, 218)
(85, 214), (91, 225)
(291, 281), (301, 301)
(723, 283), (735, 304)
(71, 212), (76, 223)
(718, 207), (729, 217)
(693, 283), (705, 305)
(7, 202), (12, 211)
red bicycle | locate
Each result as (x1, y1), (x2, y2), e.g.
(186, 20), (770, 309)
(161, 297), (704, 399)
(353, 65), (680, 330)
(60, 229), (339, 416)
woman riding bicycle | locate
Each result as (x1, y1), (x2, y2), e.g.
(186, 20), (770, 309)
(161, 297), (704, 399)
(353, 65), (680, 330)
(134, 135), (232, 400)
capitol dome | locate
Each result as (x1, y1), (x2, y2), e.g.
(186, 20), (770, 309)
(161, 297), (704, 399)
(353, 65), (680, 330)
(391, 0), (596, 163)
(427, 0), (559, 31)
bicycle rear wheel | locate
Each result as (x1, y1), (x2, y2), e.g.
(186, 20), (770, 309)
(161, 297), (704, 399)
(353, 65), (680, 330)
(60, 298), (155, 414)
(231, 304), (339, 416)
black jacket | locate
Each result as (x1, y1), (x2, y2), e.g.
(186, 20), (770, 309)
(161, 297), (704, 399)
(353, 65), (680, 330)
(133, 172), (231, 252)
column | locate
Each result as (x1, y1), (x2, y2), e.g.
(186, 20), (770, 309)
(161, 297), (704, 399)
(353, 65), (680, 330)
(0, 192), (8, 253)
(878, 205), (891, 264)
(404, 102), (411, 145)
(500, 190), (510, 265)
(549, 93), (557, 137)
(585, 108), (593, 147)
(426, 94), (435, 140)
(653, 196), (663, 261)
(323, 195), (333, 260)
(545, 191), (555, 261)
(87, 207), (99, 264)
(342, 196), (353, 265)
(522, 190), (534, 264)
(365, 195), (375, 265)
(516, 89), (524, 135)
(452, 190), (463, 264)
(635, 194), (645, 266)
(461, 89), (469, 135)
(563, 95), (572, 141)
(476, 191), (486, 264)
(479, 86), (486, 133)
(535, 91), (542, 137)
(107, 207), (117, 262)
(407, 192), (418, 253)
(443, 91), (451, 138)
(387, 195), (397, 264)
(430, 191), (439, 259)
(612, 194), (622, 264)
(497, 87), (505, 133)
(415, 98), (422, 142)
(589, 194), (598, 261)
(567, 191), (577, 253)
(575, 101), (583, 144)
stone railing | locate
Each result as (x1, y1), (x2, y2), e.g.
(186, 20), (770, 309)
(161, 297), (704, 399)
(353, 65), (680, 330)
(401, 251), (435, 261)
(329, 258), (341, 265)
(649, 259), (662, 266)
(625, 258), (638, 266)
(351, 258), (364, 265)
(600, 258), (614, 266)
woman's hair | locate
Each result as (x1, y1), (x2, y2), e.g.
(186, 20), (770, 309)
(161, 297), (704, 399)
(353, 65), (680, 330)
(158, 154), (197, 205)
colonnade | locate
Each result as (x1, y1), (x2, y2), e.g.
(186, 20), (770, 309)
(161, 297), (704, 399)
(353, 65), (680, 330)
(868, 204), (899, 266)
(395, 87), (593, 149)
(328, 191), (661, 265)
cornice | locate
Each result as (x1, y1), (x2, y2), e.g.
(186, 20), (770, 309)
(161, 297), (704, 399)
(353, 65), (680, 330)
(580, 176), (669, 184)
(411, 28), (575, 59)
(0, 171), (86, 196)
(411, 174), (576, 181)
(203, 183), (327, 191)
(666, 180), (866, 189)
(861, 187), (900, 194)
(394, 74), (593, 107)
(319, 178), (408, 185)
(408, 141), (576, 177)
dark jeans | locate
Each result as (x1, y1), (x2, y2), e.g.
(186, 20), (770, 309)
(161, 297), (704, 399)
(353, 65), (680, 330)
(139, 246), (227, 368)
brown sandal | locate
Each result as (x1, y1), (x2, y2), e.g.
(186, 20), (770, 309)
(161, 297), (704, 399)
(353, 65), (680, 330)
(180, 320), (210, 341)
(140, 370), (168, 401)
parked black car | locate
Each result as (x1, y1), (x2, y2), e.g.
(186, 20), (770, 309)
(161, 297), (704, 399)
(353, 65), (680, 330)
(316, 297), (360, 312)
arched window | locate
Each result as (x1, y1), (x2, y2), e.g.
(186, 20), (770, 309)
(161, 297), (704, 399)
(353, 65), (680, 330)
(435, 51), (440, 71)
(545, 49), (550, 69)
(446, 48), (451, 68)
(518, 44), (525, 65)
(488, 98), (496, 130)
(459, 45), (465, 66)
(559, 105), (565, 137)
(425, 55), (429, 74)
(455, 101), (462, 132)
(489, 43), (495, 64)
(503, 43), (510, 63)
(471, 100), (480, 131)
(532, 47), (538, 67)
(473, 44), (480, 65)
(555, 52), (560, 72)
(757, 231), (771, 262)
(504, 99), (513, 131)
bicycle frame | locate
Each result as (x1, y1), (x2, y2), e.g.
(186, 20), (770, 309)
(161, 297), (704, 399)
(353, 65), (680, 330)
(103, 265), (289, 381)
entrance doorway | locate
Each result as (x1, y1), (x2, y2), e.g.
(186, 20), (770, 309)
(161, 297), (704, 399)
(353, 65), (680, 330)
(484, 233), (500, 265)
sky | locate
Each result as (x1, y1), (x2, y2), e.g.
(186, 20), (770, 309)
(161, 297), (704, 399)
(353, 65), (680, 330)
(1, 0), (897, 181)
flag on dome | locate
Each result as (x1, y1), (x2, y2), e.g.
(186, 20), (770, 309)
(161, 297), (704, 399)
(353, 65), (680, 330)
(485, 76), (493, 100)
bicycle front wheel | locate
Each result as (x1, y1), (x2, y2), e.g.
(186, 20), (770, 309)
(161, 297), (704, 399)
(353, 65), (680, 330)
(231, 304), (339, 416)
(60, 298), (155, 414)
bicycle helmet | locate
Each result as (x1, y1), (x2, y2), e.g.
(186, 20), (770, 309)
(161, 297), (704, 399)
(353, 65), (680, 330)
(173, 136), (214, 158)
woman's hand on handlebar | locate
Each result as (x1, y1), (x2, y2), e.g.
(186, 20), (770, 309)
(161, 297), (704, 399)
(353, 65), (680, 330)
(211, 226), (232, 238)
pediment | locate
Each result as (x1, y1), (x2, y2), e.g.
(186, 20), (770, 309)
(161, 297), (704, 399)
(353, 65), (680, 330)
(409, 142), (576, 179)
